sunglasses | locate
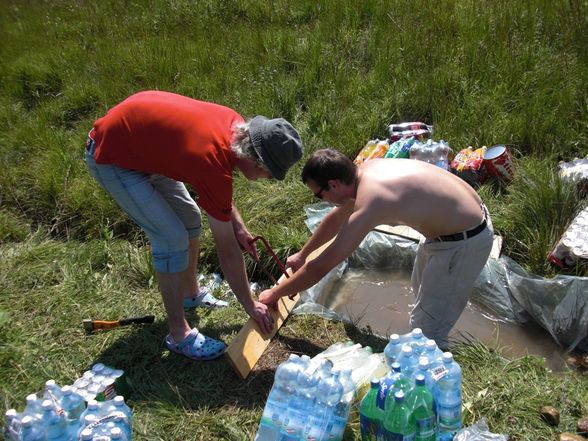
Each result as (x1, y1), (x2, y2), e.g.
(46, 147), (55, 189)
(314, 183), (330, 199)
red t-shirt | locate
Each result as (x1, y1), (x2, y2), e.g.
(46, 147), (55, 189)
(92, 91), (244, 221)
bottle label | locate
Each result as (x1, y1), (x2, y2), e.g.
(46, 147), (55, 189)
(414, 416), (435, 437)
(359, 415), (380, 441)
(381, 428), (416, 441)
(437, 403), (461, 428)
(430, 365), (448, 381)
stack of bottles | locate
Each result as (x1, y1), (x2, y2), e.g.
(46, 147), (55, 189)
(548, 205), (588, 268)
(309, 341), (388, 398)
(558, 156), (588, 184)
(409, 139), (453, 170)
(360, 328), (463, 441)
(255, 345), (379, 441)
(72, 363), (129, 402)
(3, 379), (133, 441)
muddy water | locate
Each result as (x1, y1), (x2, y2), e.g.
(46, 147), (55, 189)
(318, 268), (569, 371)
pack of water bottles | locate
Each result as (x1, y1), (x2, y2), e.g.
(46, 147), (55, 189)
(3, 365), (133, 441)
(409, 139), (453, 170)
(360, 328), (463, 441)
(548, 205), (588, 268)
(255, 355), (356, 440)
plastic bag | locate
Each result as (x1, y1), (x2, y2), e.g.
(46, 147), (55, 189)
(454, 418), (508, 441)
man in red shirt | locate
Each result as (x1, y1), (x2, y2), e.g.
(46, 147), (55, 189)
(86, 91), (303, 361)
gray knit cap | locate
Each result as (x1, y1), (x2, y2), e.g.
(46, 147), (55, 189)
(249, 116), (303, 180)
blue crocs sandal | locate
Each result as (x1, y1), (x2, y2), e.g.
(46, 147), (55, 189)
(183, 288), (228, 309)
(165, 329), (226, 361)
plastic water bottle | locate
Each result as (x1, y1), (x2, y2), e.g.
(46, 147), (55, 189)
(409, 328), (427, 356)
(79, 427), (95, 440)
(382, 390), (416, 440)
(20, 415), (46, 441)
(81, 400), (103, 421)
(359, 378), (383, 441)
(110, 426), (128, 440)
(43, 380), (64, 407)
(255, 354), (305, 441)
(377, 362), (402, 411)
(4, 409), (21, 440)
(327, 369), (355, 441)
(40, 399), (67, 440)
(383, 364), (414, 414)
(305, 371), (343, 440)
(398, 345), (418, 379)
(23, 394), (44, 422)
(422, 339), (443, 363)
(108, 396), (133, 424)
(407, 374), (436, 441)
(60, 386), (85, 440)
(280, 359), (331, 440)
(383, 334), (402, 367)
(436, 353), (462, 441)
(414, 358), (435, 395)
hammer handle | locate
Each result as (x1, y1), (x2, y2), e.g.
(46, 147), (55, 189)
(118, 315), (155, 326)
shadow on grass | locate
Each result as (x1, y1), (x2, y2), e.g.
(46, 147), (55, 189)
(86, 313), (384, 413)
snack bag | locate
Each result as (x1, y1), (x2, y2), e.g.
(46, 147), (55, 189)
(450, 146), (487, 187)
(354, 140), (378, 165)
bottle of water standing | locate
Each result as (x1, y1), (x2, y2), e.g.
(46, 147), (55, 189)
(60, 385), (85, 438)
(43, 380), (64, 407)
(4, 409), (21, 441)
(359, 378), (384, 441)
(406, 374), (436, 441)
(39, 399), (67, 440)
(108, 396), (133, 425)
(398, 345), (418, 379)
(327, 369), (355, 441)
(408, 328), (427, 356)
(305, 371), (343, 440)
(377, 362), (402, 411)
(382, 390), (416, 441)
(23, 394), (44, 422)
(383, 334), (402, 367)
(422, 339), (443, 364)
(255, 354), (306, 441)
(436, 353), (462, 441)
(20, 415), (46, 441)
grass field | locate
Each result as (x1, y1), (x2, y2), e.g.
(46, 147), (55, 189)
(1, 0), (587, 440)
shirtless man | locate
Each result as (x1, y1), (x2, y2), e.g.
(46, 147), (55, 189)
(258, 148), (493, 349)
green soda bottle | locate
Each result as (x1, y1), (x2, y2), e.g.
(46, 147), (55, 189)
(382, 390), (416, 441)
(359, 378), (384, 441)
(406, 374), (436, 441)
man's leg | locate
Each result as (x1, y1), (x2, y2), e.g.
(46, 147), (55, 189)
(183, 237), (200, 298)
(410, 231), (493, 349)
(157, 271), (191, 343)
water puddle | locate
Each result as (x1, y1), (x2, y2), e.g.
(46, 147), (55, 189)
(317, 268), (569, 371)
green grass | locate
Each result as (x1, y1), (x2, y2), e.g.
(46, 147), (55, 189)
(1, 0), (588, 440)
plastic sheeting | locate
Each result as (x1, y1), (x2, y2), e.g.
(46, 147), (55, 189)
(293, 203), (588, 353)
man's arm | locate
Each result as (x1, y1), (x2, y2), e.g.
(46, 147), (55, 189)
(259, 207), (375, 303)
(208, 216), (273, 334)
(230, 203), (258, 260)
(287, 200), (355, 271)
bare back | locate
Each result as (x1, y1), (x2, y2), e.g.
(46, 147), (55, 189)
(355, 159), (484, 238)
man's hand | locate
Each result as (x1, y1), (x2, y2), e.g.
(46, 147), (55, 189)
(258, 288), (281, 308)
(285, 251), (306, 272)
(235, 229), (259, 261)
(245, 300), (274, 334)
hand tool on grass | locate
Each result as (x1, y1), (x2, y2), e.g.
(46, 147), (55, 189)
(248, 235), (290, 292)
(83, 315), (155, 334)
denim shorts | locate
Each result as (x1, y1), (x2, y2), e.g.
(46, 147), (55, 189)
(85, 137), (202, 273)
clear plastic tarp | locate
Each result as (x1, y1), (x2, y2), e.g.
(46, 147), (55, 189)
(292, 203), (588, 353)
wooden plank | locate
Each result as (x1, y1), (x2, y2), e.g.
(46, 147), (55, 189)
(225, 242), (331, 379)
